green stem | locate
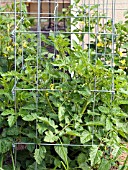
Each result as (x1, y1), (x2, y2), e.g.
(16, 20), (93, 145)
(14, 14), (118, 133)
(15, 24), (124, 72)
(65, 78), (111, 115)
(0, 154), (3, 168)
(80, 100), (88, 114)
(61, 161), (67, 170)
(56, 119), (73, 135)
(45, 92), (56, 114)
(11, 151), (16, 170)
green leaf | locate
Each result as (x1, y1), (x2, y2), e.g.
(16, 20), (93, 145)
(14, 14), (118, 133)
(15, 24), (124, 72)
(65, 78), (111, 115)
(121, 145), (128, 153)
(79, 162), (90, 170)
(49, 119), (58, 129)
(77, 153), (90, 170)
(22, 114), (36, 121)
(44, 131), (58, 142)
(86, 121), (104, 126)
(54, 145), (68, 165)
(113, 112), (128, 117)
(66, 130), (80, 136)
(1, 109), (14, 116)
(118, 100), (128, 104)
(37, 123), (47, 134)
(27, 144), (35, 153)
(111, 145), (120, 159)
(54, 158), (61, 168)
(58, 106), (65, 121)
(0, 139), (12, 153)
(22, 104), (36, 110)
(90, 146), (102, 166)
(48, 53), (54, 59)
(119, 88), (128, 95)
(38, 117), (50, 124)
(77, 153), (86, 165)
(34, 146), (46, 164)
(0, 89), (13, 101)
(98, 106), (110, 114)
(98, 159), (111, 170)
(26, 161), (46, 170)
(117, 129), (127, 139)
(80, 131), (92, 143)
(6, 127), (19, 136)
(27, 132), (36, 139)
(122, 42), (128, 49)
(87, 110), (100, 116)
(8, 115), (17, 127)
(38, 117), (57, 129)
(78, 88), (91, 97)
(106, 117), (113, 131)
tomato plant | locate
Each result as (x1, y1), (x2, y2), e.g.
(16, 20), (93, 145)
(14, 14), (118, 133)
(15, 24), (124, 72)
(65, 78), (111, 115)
(0, 1), (127, 170)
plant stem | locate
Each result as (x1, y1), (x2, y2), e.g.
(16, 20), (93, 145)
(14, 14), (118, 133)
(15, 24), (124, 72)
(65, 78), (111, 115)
(45, 92), (56, 114)
(11, 151), (16, 170)
(0, 154), (3, 169)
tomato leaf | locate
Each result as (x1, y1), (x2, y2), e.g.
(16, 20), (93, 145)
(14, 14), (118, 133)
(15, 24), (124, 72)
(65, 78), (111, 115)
(44, 131), (59, 142)
(58, 106), (65, 121)
(54, 145), (68, 165)
(1, 109), (14, 116)
(80, 131), (92, 143)
(90, 146), (102, 166)
(7, 115), (17, 127)
(98, 159), (111, 170)
(34, 146), (46, 164)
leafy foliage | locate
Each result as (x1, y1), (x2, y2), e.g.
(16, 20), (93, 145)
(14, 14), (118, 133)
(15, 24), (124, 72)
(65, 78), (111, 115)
(0, 2), (127, 170)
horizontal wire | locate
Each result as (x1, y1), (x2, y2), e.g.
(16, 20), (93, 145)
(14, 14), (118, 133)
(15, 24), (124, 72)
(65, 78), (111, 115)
(0, 11), (55, 15)
(13, 142), (98, 147)
(0, 7), (127, 15)
(0, 14), (112, 19)
(2, 1), (127, 5)
(0, 7), (127, 14)
(14, 88), (115, 93)
(23, 1), (70, 3)
(15, 31), (117, 35)
(91, 90), (115, 93)
(3, 1), (128, 5)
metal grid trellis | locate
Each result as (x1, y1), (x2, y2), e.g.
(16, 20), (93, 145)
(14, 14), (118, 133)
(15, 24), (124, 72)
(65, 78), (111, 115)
(0, 0), (128, 169)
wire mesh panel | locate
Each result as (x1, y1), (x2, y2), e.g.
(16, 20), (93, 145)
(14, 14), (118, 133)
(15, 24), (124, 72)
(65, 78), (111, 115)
(0, 0), (128, 169)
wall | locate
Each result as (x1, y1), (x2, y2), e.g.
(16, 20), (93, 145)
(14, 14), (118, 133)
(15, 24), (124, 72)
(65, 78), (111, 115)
(0, 0), (127, 22)
(76, 0), (128, 23)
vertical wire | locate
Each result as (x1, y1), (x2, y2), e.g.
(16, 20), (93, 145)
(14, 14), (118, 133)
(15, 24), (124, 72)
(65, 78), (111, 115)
(20, 0), (24, 70)
(111, 0), (115, 100)
(105, 0), (109, 23)
(103, 0), (109, 63)
(88, 0), (91, 61)
(35, 0), (41, 169)
(48, 0), (51, 28)
(91, 0), (100, 146)
(102, 0), (105, 61)
(14, 0), (17, 168)
(71, 0), (79, 49)
(54, 0), (58, 83)
(53, 0), (58, 63)
(108, 0), (116, 157)
(54, 0), (58, 37)
(41, 0), (42, 22)
(82, 0), (86, 49)
(63, 0), (65, 28)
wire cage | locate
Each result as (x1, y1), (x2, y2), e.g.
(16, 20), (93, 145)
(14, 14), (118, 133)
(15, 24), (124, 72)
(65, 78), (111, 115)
(0, 0), (128, 169)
